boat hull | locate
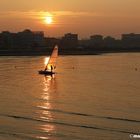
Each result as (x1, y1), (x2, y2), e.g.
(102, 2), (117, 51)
(38, 70), (55, 75)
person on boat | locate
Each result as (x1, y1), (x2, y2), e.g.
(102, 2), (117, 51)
(51, 65), (53, 72)
(44, 67), (47, 71)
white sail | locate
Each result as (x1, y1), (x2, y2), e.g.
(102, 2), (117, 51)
(45, 45), (58, 71)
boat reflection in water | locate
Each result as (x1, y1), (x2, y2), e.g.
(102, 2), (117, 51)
(37, 75), (57, 139)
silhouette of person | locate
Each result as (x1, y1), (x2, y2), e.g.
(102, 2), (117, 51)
(44, 67), (47, 71)
(51, 65), (53, 72)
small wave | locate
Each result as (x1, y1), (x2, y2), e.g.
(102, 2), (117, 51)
(0, 130), (87, 140)
(0, 113), (137, 135)
(0, 131), (40, 140)
(104, 116), (140, 123)
(37, 107), (140, 123)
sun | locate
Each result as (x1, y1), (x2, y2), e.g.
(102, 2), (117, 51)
(45, 16), (53, 24)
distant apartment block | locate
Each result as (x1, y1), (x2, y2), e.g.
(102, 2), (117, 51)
(90, 35), (103, 47)
(122, 33), (140, 48)
(60, 33), (78, 49)
(0, 29), (46, 49)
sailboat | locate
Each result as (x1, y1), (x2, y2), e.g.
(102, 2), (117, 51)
(38, 45), (58, 75)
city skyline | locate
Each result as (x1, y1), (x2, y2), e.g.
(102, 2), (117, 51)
(1, 29), (140, 50)
(1, 29), (140, 40)
(0, 0), (140, 38)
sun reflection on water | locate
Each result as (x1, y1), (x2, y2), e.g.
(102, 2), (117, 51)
(37, 75), (56, 139)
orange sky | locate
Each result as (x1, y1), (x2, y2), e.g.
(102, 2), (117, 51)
(0, 0), (140, 38)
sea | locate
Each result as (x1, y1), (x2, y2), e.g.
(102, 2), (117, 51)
(0, 53), (140, 140)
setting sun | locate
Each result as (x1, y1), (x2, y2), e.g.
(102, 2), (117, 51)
(45, 16), (53, 24)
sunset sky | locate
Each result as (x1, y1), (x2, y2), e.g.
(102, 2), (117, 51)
(0, 0), (140, 38)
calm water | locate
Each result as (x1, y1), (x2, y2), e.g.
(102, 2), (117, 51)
(0, 53), (140, 140)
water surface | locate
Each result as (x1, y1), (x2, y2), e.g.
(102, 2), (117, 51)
(0, 53), (140, 140)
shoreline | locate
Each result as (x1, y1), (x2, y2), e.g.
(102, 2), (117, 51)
(0, 49), (140, 56)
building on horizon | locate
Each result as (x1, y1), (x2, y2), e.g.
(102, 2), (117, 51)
(122, 33), (140, 48)
(103, 36), (117, 48)
(60, 33), (78, 49)
(90, 35), (103, 48)
(45, 37), (60, 48)
(0, 29), (46, 49)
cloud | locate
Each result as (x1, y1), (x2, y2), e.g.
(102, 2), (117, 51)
(1, 10), (139, 21)
(0, 10), (99, 19)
